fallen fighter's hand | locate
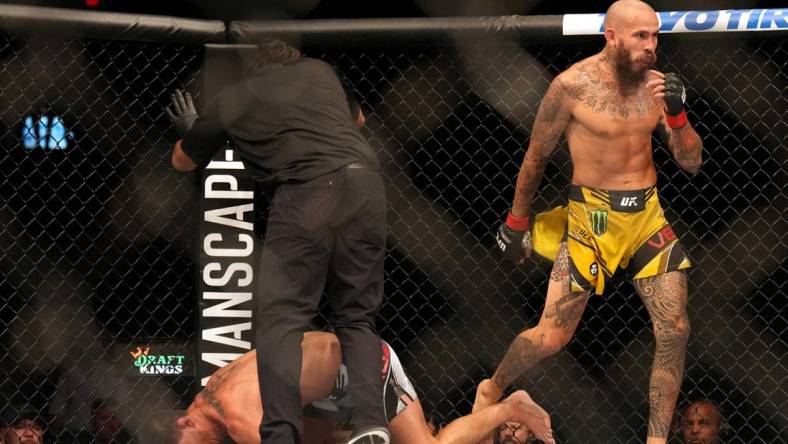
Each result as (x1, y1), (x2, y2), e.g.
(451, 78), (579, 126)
(503, 390), (555, 444)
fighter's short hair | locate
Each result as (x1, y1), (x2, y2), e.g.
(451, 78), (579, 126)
(253, 38), (301, 68)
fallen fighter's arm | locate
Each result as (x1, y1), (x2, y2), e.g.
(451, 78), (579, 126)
(390, 391), (554, 444)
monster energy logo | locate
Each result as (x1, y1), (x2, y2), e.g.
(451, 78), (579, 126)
(590, 209), (608, 236)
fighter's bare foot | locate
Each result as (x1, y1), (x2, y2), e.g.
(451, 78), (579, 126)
(473, 378), (504, 413)
(503, 390), (555, 444)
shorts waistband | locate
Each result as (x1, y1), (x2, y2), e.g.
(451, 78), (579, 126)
(569, 184), (656, 212)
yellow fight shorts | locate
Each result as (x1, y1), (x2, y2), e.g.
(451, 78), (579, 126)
(530, 184), (691, 295)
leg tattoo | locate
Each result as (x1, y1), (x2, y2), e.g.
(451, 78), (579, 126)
(647, 369), (675, 438)
(545, 244), (590, 333)
(635, 271), (690, 439)
(492, 332), (546, 390)
(492, 244), (588, 390)
(543, 291), (588, 333)
(549, 243), (570, 284)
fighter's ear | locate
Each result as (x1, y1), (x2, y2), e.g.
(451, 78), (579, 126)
(604, 28), (616, 46)
(176, 416), (195, 429)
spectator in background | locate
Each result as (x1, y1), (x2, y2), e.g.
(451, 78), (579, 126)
(677, 399), (723, 444)
(1, 405), (45, 444)
(48, 366), (94, 443)
(85, 399), (136, 444)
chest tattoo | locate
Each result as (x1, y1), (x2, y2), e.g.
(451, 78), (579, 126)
(568, 63), (661, 120)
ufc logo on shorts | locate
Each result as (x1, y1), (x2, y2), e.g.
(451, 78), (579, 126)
(620, 196), (638, 207)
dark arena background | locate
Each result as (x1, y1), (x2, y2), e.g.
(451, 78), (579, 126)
(0, 1), (785, 443)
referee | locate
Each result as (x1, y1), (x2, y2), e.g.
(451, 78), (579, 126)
(167, 38), (389, 444)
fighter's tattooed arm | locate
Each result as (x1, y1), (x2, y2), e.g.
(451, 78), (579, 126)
(634, 271), (691, 439)
(200, 361), (239, 419)
(656, 117), (703, 173)
(511, 76), (573, 216)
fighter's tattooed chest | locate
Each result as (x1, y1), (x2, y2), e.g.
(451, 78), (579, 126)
(566, 64), (661, 120)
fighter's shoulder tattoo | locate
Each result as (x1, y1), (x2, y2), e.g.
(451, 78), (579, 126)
(568, 60), (661, 120)
(200, 361), (239, 419)
(553, 74), (586, 102)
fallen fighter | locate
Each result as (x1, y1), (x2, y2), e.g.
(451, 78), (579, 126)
(173, 332), (554, 444)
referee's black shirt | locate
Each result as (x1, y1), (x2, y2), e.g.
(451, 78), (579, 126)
(181, 57), (379, 184)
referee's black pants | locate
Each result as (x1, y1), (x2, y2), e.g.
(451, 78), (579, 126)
(256, 165), (387, 444)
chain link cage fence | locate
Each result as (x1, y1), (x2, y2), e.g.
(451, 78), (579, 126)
(0, 6), (786, 444)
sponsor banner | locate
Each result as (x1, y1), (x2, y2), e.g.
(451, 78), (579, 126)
(198, 146), (256, 386)
(563, 9), (788, 35)
(113, 339), (192, 377)
(197, 44), (260, 387)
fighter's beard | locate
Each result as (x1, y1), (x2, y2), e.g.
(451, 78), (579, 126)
(612, 47), (649, 95)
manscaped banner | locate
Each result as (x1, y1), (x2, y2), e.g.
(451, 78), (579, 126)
(197, 44), (260, 386)
(198, 146), (256, 386)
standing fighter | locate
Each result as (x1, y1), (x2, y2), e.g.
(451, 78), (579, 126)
(477, 1), (703, 443)
(167, 39), (390, 444)
(171, 332), (555, 444)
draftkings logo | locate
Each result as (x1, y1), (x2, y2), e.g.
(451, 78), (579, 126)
(130, 346), (186, 375)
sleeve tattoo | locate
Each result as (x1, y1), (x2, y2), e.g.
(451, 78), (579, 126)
(511, 77), (573, 215)
(656, 119), (703, 174)
(200, 362), (238, 419)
